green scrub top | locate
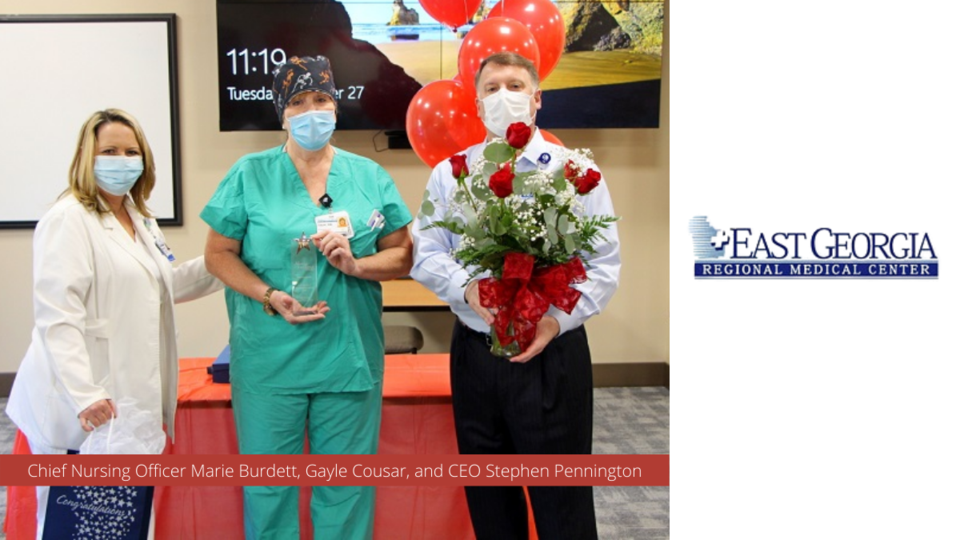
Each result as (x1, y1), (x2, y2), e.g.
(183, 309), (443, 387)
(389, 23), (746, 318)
(201, 146), (412, 394)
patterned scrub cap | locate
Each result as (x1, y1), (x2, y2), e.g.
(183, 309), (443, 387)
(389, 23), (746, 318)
(271, 55), (337, 122)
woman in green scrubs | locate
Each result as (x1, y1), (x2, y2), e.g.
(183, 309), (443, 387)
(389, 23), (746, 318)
(201, 55), (413, 540)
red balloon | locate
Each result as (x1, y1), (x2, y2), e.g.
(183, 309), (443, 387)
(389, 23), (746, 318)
(420, 0), (483, 29)
(457, 18), (541, 92)
(406, 80), (486, 168)
(539, 129), (564, 147)
(488, 0), (565, 81)
(452, 72), (476, 99)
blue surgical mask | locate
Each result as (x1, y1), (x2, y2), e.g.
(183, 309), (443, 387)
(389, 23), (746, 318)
(288, 110), (336, 151)
(94, 156), (144, 196)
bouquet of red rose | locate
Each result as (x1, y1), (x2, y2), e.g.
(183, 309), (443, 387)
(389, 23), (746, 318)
(420, 122), (618, 357)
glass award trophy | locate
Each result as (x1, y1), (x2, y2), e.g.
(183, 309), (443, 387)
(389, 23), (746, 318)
(291, 233), (317, 314)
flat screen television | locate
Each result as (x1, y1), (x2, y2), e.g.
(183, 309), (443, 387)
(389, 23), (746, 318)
(217, 0), (663, 131)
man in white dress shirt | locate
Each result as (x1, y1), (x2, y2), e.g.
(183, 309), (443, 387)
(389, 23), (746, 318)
(411, 52), (621, 540)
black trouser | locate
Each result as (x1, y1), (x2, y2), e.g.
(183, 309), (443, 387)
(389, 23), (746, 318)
(451, 322), (598, 540)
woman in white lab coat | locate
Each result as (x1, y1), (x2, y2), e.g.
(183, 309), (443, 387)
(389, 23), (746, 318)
(5, 109), (222, 538)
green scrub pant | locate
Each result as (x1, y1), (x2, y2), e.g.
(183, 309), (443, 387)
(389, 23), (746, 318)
(232, 383), (382, 540)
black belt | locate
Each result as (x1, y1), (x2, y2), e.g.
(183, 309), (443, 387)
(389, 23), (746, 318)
(456, 319), (586, 343)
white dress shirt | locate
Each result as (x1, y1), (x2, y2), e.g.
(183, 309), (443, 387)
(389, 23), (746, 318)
(411, 128), (621, 335)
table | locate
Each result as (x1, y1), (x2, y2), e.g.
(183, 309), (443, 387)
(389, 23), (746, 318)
(382, 278), (448, 312)
(4, 355), (476, 540)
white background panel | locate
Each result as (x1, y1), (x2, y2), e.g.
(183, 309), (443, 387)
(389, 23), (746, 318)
(671, 1), (960, 537)
(0, 19), (176, 224)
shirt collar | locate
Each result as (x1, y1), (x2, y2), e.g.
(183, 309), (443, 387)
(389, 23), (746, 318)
(517, 128), (549, 166)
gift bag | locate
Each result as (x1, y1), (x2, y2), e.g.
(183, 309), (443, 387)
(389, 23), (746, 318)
(42, 398), (160, 539)
(43, 485), (154, 540)
(79, 398), (166, 455)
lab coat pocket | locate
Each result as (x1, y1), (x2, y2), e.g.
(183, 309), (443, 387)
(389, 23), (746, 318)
(84, 318), (112, 387)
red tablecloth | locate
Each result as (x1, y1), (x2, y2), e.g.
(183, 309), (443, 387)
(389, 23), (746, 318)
(5, 355), (477, 540)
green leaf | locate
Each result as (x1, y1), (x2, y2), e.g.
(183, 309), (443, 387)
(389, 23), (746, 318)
(471, 181), (492, 200)
(544, 207), (558, 226)
(499, 211), (512, 232)
(474, 237), (494, 249)
(488, 202), (501, 222)
(462, 204), (477, 224)
(425, 218), (464, 236)
(564, 234), (576, 254)
(547, 222), (558, 244)
(480, 252), (505, 270)
(486, 204), (504, 235)
(420, 199), (435, 216)
(513, 171), (536, 194)
(553, 174), (568, 193)
(483, 142), (516, 164)
(512, 175), (526, 195)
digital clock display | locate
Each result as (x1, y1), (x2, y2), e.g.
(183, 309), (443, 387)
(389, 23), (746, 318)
(217, 1), (422, 132)
(224, 48), (287, 76)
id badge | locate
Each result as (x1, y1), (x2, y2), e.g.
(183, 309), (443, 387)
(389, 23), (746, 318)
(155, 238), (176, 262)
(315, 211), (354, 238)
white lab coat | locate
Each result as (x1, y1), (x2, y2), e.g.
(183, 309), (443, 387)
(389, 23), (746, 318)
(6, 196), (222, 451)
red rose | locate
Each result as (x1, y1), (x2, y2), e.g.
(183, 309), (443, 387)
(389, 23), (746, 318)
(489, 163), (515, 198)
(574, 168), (602, 194)
(449, 154), (469, 179)
(505, 122), (531, 149)
(564, 159), (580, 180)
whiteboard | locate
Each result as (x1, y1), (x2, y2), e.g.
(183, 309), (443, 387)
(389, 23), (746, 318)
(0, 15), (181, 227)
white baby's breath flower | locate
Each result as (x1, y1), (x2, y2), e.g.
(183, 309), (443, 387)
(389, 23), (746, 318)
(425, 138), (614, 278)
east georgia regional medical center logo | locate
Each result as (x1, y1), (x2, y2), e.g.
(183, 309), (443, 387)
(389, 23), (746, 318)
(688, 216), (939, 279)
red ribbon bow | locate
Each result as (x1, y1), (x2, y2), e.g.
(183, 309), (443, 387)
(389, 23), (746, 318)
(478, 253), (587, 352)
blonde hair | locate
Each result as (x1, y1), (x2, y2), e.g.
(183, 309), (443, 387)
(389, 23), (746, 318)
(66, 109), (156, 217)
